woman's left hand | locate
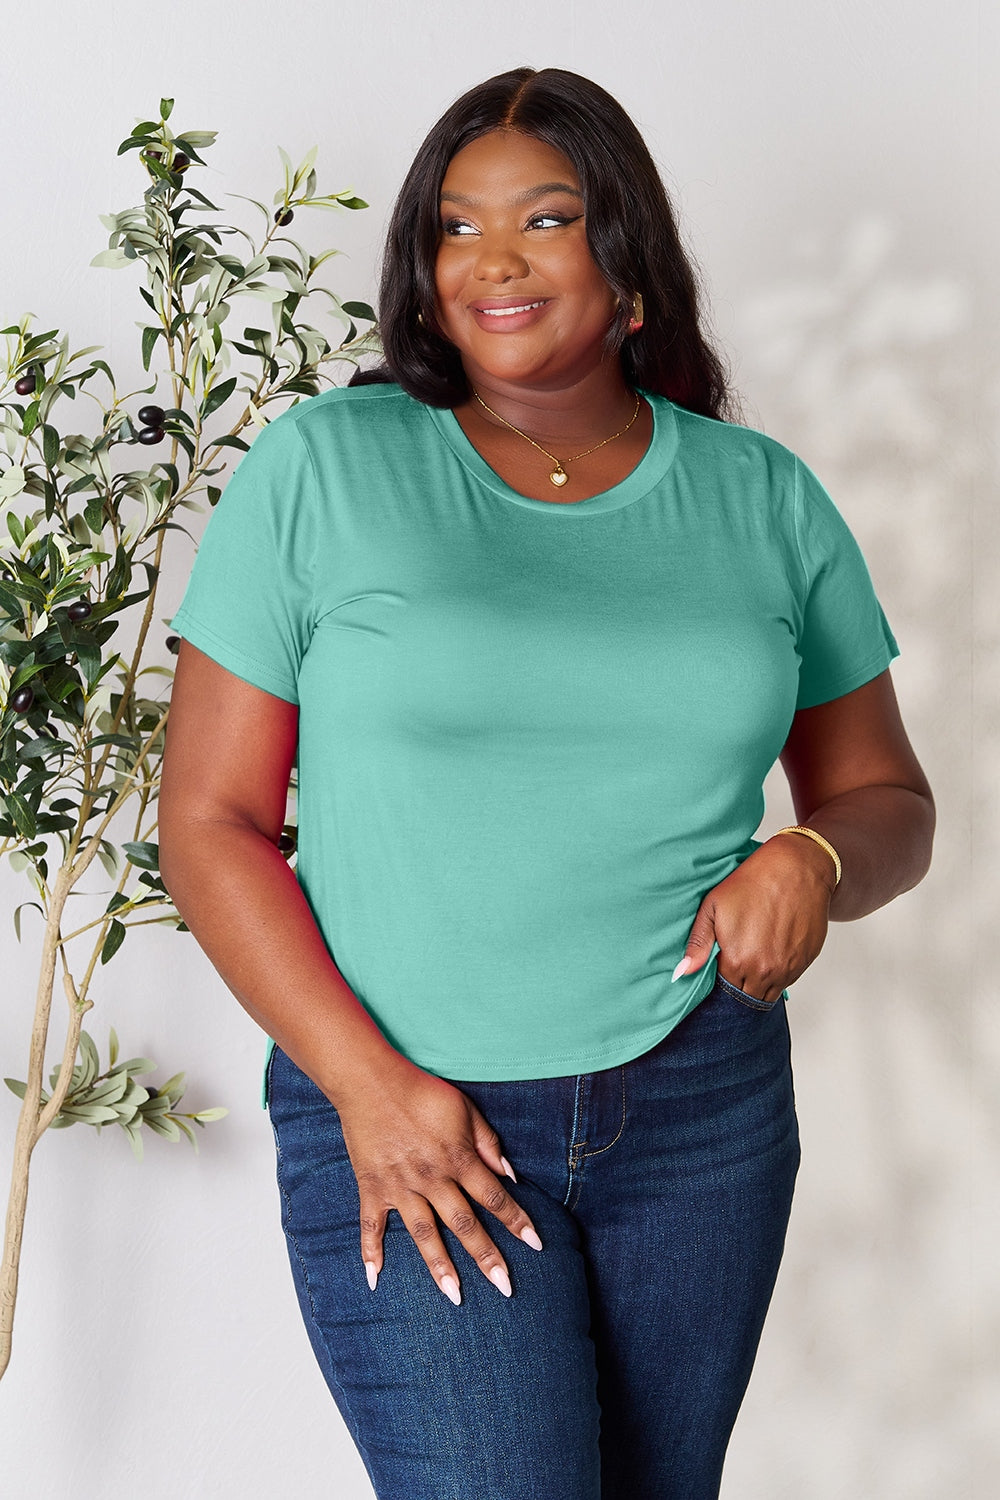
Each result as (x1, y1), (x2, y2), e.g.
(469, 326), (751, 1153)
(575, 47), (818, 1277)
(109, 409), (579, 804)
(673, 834), (838, 1004)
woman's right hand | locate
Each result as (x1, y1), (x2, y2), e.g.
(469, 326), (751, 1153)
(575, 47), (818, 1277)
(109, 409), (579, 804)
(334, 1055), (544, 1304)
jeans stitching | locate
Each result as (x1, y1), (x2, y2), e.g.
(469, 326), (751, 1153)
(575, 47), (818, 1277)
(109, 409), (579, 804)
(715, 973), (778, 1012)
(564, 1074), (587, 1206)
(269, 1061), (376, 1479)
(580, 1066), (627, 1159)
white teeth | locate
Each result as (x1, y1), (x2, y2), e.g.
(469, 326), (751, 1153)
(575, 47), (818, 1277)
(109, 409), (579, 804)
(479, 301), (545, 317)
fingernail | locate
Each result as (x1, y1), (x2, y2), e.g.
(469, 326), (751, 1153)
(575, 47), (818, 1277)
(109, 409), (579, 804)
(489, 1265), (513, 1298)
(365, 1261), (378, 1292)
(520, 1226), (543, 1252)
(500, 1155), (518, 1183)
(671, 957), (692, 982)
(440, 1274), (462, 1305)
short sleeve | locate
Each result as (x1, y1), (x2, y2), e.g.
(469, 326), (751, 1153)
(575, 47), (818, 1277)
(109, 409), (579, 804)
(169, 406), (318, 703)
(793, 455), (900, 710)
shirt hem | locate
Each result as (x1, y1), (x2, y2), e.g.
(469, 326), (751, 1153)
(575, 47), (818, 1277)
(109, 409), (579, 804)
(795, 641), (900, 711)
(402, 973), (718, 1081)
(170, 611), (299, 704)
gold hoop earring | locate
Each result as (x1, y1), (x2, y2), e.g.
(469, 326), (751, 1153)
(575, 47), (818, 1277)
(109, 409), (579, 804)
(627, 292), (644, 335)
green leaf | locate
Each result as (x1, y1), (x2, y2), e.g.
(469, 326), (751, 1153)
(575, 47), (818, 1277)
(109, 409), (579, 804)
(141, 325), (161, 371)
(241, 284), (287, 303)
(199, 376), (237, 420)
(144, 1114), (181, 1141)
(121, 1057), (157, 1077)
(4, 1078), (27, 1100)
(100, 917), (126, 964)
(105, 891), (131, 914)
(83, 1072), (129, 1106)
(121, 1117), (145, 1160)
(42, 423), (60, 468)
(122, 840), (159, 871)
(341, 301), (376, 321)
(172, 1116), (198, 1148)
(192, 1106), (228, 1122)
(78, 1031), (100, 1089)
(13, 901), (43, 941)
(157, 1072), (186, 1106)
(338, 195), (368, 211)
(7, 792), (36, 840)
(84, 495), (105, 534)
(108, 1027), (119, 1069)
(97, 841), (119, 880)
(160, 98), (174, 121)
(76, 641), (102, 689)
(90, 248), (135, 270)
(183, 186), (222, 212)
(57, 1103), (120, 1125)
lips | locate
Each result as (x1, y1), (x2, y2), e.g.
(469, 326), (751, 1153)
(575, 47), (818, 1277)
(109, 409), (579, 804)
(467, 296), (551, 331)
(475, 299), (548, 317)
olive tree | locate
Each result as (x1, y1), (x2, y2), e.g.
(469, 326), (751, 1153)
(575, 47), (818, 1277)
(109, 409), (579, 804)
(0, 98), (376, 1379)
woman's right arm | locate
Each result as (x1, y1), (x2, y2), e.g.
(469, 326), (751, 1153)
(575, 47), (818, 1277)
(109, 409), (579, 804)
(159, 640), (542, 1302)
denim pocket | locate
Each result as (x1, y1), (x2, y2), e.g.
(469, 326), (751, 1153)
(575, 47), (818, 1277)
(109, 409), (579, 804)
(714, 971), (782, 1012)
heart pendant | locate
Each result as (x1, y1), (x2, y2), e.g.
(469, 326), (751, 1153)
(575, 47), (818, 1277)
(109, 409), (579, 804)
(549, 469), (568, 487)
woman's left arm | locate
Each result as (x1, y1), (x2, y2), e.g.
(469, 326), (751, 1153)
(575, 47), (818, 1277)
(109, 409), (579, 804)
(675, 670), (936, 1003)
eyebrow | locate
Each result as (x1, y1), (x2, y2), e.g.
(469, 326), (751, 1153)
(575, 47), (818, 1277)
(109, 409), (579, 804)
(439, 181), (584, 208)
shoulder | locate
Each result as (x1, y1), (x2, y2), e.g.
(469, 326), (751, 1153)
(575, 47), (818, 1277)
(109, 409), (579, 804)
(269, 381), (429, 455)
(660, 396), (801, 487)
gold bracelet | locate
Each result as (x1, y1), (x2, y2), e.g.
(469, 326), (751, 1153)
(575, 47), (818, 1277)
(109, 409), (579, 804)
(773, 825), (842, 887)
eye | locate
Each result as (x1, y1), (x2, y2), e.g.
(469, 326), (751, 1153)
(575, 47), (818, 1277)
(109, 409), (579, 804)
(526, 212), (582, 230)
(441, 217), (479, 237)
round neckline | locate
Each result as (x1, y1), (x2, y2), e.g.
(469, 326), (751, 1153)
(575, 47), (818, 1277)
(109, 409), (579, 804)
(425, 388), (679, 515)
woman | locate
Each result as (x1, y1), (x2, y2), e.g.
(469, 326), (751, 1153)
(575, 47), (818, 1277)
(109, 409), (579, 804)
(159, 67), (934, 1499)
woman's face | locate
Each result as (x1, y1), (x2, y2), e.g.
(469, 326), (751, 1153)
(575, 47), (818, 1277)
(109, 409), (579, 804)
(433, 130), (620, 392)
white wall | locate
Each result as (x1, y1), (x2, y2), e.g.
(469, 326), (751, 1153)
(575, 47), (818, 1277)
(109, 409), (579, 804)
(1, 1), (995, 1494)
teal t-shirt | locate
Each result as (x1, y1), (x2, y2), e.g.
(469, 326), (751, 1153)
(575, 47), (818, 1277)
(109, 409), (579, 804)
(171, 383), (898, 1084)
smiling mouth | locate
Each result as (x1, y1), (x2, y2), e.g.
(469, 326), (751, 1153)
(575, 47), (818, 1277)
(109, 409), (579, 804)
(477, 300), (548, 317)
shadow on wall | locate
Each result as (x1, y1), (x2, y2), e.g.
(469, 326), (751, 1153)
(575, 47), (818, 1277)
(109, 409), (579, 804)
(719, 215), (995, 1499)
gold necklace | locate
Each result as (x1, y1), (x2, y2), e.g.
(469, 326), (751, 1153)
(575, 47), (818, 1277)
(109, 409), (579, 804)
(471, 388), (642, 488)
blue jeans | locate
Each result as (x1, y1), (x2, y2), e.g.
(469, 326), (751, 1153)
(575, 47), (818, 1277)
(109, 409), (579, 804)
(266, 975), (800, 1499)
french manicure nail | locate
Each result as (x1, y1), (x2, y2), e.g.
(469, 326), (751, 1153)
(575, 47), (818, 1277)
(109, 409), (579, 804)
(365, 1261), (378, 1291)
(440, 1274), (462, 1305)
(500, 1155), (518, 1183)
(520, 1226), (543, 1252)
(490, 1265), (513, 1297)
(671, 956), (692, 982)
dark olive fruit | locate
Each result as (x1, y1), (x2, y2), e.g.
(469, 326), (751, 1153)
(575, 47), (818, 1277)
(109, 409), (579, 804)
(145, 1086), (159, 1099)
(172, 154), (189, 172)
(10, 685), (35, 713)
(277, 833), (296, 853)
(67, 599), (92, 622)
(274, 207), (294, 226)
(15, 371), (36, 395)
(165, 635), (181, 654)
(137, 404), (165, 426)
(137, 425), (165, 445)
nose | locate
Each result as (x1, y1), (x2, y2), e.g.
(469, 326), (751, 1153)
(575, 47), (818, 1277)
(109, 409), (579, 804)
(473, 231), (530, 285)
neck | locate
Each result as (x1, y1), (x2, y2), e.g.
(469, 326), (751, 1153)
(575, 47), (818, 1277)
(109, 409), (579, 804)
(460, 360), (635, 447)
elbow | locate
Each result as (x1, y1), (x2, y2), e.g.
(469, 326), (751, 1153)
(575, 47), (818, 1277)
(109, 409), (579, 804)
(911, 787), (937, 890)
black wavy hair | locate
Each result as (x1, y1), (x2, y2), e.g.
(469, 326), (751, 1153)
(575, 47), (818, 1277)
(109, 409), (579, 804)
(351, 67), (737, 421)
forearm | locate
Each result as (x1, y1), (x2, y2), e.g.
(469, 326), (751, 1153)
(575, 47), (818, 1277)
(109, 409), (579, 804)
(160, 818), (406, 1108)
(773, 783), (935, 921)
